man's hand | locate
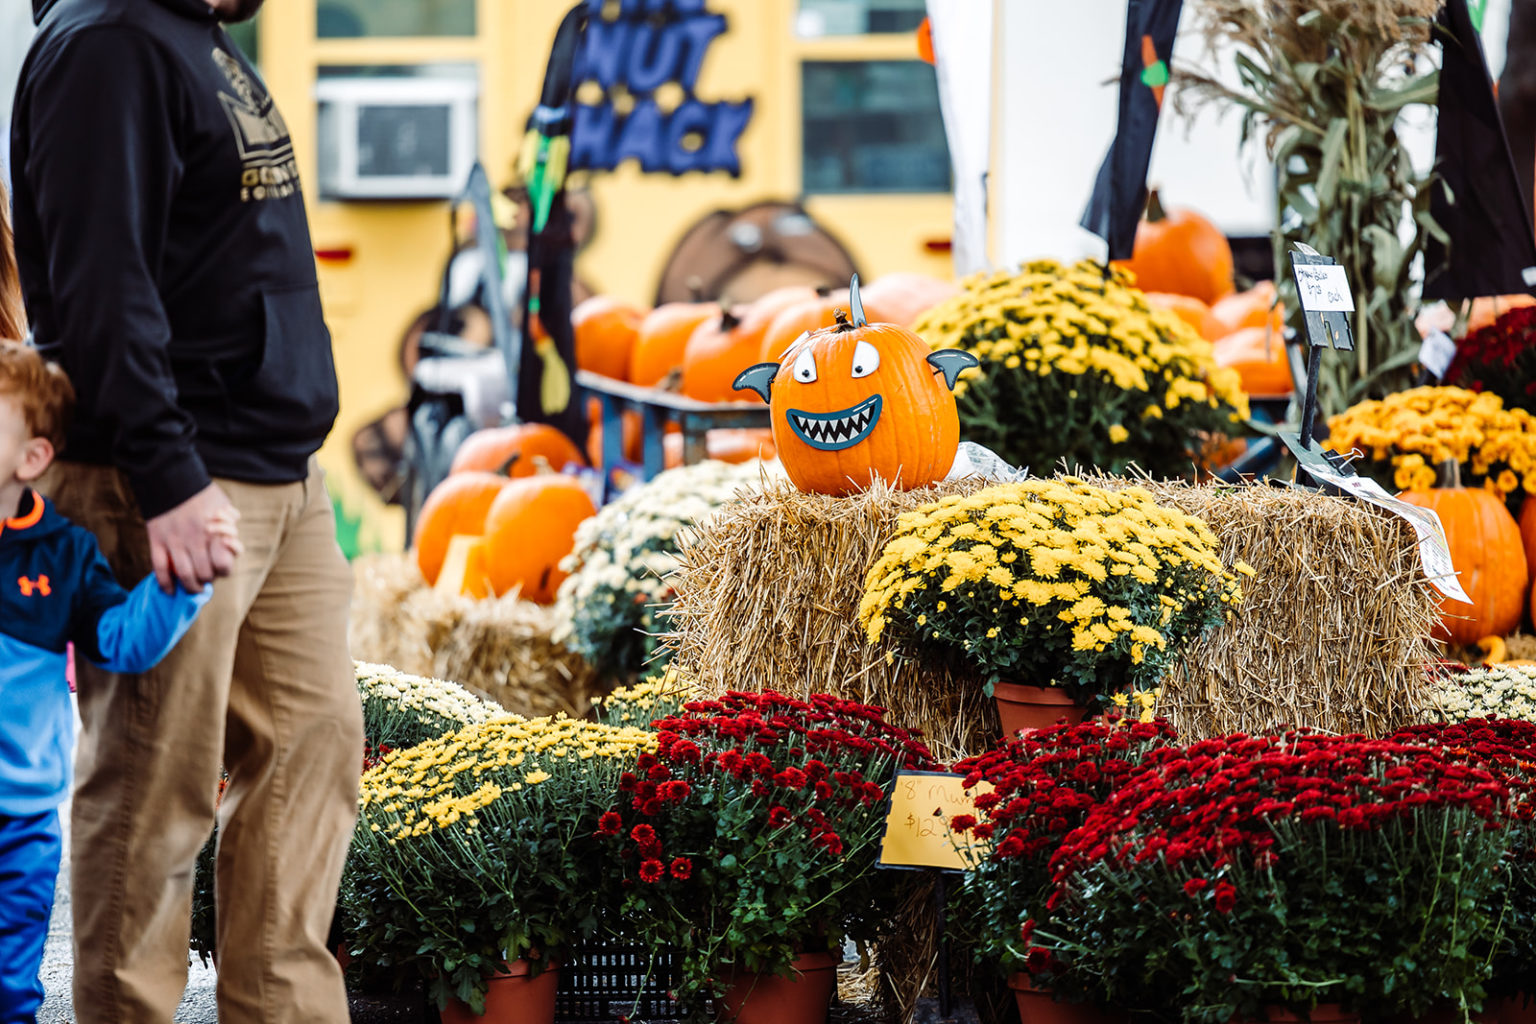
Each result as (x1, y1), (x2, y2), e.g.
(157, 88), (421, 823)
(145, 483), (238, 593)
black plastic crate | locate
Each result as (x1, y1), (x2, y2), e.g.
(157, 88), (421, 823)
(555, 941), (682, 1023)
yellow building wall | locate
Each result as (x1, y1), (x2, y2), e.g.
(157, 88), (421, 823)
(257, 0), (954, 553)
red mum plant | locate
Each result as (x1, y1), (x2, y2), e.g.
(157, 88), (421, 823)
(1448, 306), (1536, 415)
(1392, 719), (1536, 1005)
(947, 717), (1177, 979)
(600, 690), (939, 1014)
(1029, 731), (1525, 1024)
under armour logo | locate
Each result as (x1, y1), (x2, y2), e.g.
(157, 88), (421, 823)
(18, 575), (51, 597)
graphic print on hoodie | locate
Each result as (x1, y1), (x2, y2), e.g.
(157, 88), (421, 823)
(0, 490), (208, 816)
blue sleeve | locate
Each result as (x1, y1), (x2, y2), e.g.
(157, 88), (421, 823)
(91, 575), (212, 675)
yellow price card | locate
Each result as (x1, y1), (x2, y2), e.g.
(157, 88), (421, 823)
(878, 770), (995, 872)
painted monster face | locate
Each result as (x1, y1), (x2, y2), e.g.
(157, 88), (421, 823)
(733, 277), (977, 496)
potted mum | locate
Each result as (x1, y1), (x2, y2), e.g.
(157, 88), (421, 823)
(859, 478), (1249, 733)
(1031, 731), (1519, 1024)
(1394, 720), (1536, 1022)
(343, 715), (656, 1020)
(949, 717), (1177, 1020)
(601, 690), (940, 1023)
(911, 259), (1250, 478)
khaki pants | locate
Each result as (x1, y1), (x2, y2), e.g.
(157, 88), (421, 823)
(40, 459), (363, 1024)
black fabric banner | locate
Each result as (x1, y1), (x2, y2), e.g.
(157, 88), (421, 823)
(518, 4), (589, 445)
(1423, 0), (1536, 300)
(1080, 0), (1186, 262)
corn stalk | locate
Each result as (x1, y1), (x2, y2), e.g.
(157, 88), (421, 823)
(1180, 0), (1445, 420)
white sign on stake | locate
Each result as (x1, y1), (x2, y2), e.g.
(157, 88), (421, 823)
(1303, 459), (1471, 604)
(1294, 264), (1356, 313)
(1417, 331), (1458, 381)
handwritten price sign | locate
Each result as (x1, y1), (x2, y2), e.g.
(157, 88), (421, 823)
(1294, 264), (1355, 313)
(878, 771), (994, 872)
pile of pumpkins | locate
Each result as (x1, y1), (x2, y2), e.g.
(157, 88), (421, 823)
(413, 423), (595, 604)
(1116, 192), (1292, 397)
(1398, 479), (1536, 652)
(572, 272), (958, 467)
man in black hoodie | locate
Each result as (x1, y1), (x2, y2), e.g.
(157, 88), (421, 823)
(10, 0), (363, 1020)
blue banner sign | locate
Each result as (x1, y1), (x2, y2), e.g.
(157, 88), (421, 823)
(572, 0), (754, 175)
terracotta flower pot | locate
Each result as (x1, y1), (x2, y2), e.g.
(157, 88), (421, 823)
(1006, 974), (1121, 1024)
(993, 683), (1090, 738)
(717, 951), (840, 1024)
(440, 959), (560, 1024)
(1257, 1006), (1359, 1024)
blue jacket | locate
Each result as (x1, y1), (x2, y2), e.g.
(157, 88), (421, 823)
(0, 489), (209, 815)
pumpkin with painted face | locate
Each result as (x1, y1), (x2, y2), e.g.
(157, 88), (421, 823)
(734, 276), (977, 496)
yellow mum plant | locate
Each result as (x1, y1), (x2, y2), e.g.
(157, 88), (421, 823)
(859, 479), (1249, 705)
(593, 666), (694, 729)
(1326, 386), (1536, 498)
(343, 715), (656, 1013)
(912, 260), (1249, 477)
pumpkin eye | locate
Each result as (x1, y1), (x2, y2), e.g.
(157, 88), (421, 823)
(792, 346), (818, 383)
(851, 340), (880, 379)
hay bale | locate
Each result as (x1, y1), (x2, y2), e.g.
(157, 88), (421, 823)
(349, 554), (434, 676)
(1089, 476), (1439, 739)
(667, 476), (1439, 760)
(349, 553), (599, 719)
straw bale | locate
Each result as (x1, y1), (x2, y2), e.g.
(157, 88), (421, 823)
(349, 554), (598, 719)
(1084, 475), (1439, 740)
(667, 475), (1439, 760)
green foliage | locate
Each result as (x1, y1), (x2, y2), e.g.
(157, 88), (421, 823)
(1184, 0), (1444, 418)
(1043, 812), (1505, 1022)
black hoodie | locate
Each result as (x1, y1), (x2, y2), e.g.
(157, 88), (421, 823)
(11, 0), (339, 518)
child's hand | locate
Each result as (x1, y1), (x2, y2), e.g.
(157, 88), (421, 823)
(206, 506), (243, 564)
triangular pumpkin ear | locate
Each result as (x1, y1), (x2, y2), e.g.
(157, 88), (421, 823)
(732, 362), (780, 403)
(927, 349), (980, 390)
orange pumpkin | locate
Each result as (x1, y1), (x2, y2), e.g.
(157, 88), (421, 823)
(1114, 191), (1234, 305)
(861, 272), (960, 326)
(1211, 281), (1285, 336)
(1213, 326), (1293, 396)
(680, 309), (762, 403)
(450, 422), (587, 476)
(1398, 481), (1529, 646)
(631, 301), (718, 387)
(662, 427), (777, 468)
(1143, 292), (1225, 341)
(413, 471), (507, 586)
(573, 296), (645, 381)
(760, 296), (839, 363)
(481, 474), (596, 603)
(733, 276), (977, 496)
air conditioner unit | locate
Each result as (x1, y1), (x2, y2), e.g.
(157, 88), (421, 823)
(315, 75), (478, 201)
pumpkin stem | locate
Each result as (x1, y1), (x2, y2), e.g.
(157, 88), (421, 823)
(1145, 188), (1167, 223)
(1435, 459), (1462, 489)
(832, 307), (854, 330)
(720, 309), (742, 331)
(496, 449), (522, 477)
